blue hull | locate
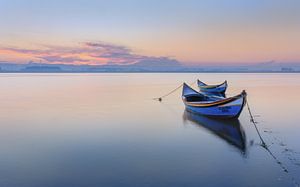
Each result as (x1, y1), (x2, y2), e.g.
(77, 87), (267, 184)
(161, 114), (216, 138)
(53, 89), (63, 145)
(182, 83), (246, 119)
(185, 104), (244, 118)
(200, 86), (226, 93)
(198, 80), (227, 94)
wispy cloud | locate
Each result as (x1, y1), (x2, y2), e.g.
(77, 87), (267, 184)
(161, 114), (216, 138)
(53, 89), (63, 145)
(39, 55), (89, 63)
(0, 42), (178, 65)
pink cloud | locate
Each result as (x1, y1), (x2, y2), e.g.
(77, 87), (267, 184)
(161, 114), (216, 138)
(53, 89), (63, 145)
(0, 42), (176, 65)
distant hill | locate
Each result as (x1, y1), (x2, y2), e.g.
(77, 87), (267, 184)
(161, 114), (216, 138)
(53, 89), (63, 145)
(23, 66), (62, 72)
(0, 60), (299, 73)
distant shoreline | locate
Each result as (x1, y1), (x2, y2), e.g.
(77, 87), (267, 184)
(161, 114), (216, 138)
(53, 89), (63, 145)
(0, 71), (299, 73)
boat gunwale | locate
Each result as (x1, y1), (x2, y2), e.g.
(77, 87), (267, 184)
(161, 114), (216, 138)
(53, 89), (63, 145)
(197, 80), (227, 89)
(183, 93), (245, 107)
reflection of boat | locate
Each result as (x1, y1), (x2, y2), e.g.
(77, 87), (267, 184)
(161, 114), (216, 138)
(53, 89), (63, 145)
(197, 80), (227, 94)
(183, 110), (246, 153)
(182, 83), (247, 119)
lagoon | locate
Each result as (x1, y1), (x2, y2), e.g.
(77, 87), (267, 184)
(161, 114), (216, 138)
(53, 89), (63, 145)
(0, 73), (299, 187)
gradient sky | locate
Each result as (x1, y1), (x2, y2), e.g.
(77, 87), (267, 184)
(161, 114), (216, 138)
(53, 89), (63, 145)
(0, 0), (299, 65)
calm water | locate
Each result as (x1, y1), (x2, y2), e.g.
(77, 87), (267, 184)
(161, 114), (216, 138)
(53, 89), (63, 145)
(0, 73), (300, 187)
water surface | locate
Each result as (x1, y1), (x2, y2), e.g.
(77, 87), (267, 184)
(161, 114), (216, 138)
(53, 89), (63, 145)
(0, 73), (300, 187)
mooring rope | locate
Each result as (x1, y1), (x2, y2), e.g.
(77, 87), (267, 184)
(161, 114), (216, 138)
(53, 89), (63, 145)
(246, 99), (267, 148)
(153, 83), (183, 101)
(246, 98), (299, 187)
(153, 80), (196, 101)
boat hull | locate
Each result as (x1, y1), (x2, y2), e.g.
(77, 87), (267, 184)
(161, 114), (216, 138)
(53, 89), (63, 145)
(199, 85), (226, 93)
(198, 80), (227, 94)
(182, 83), (246, 119)
(184, 101), (244, 119)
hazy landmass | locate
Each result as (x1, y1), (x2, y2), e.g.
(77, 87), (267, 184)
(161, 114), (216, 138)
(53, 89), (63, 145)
(0, 60), (299, 73)
(1, 42), (299, 73)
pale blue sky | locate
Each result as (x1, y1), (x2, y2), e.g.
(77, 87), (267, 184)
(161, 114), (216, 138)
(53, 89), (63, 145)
(0, 0), (299, 64)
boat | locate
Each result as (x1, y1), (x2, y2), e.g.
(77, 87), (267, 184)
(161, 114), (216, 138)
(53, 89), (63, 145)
(183, 110), (246, 154)
(197, 80), (227, 94)
(182, 83), (247, 119)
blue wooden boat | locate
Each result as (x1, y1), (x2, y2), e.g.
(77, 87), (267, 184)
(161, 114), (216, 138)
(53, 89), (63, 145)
(182, 83), (246, 119)
(183, 110), (246, 153)
(197, 80), (227, 94)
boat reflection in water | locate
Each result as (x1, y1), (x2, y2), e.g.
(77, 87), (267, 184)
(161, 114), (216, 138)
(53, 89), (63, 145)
(183, 110), (247, 155)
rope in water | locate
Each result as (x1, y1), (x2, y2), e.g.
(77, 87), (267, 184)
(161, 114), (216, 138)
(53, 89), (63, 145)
(153, 83), (183, 101)
(246, 99), (267, 148)
(246, 99), (299, 187)
(153, 80), (196, 101)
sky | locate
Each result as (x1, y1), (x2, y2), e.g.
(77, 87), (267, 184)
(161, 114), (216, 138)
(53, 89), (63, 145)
(0, 0), (299, 65)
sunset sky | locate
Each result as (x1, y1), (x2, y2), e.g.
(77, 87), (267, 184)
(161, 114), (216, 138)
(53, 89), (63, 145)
(0, 0), (299, 65)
